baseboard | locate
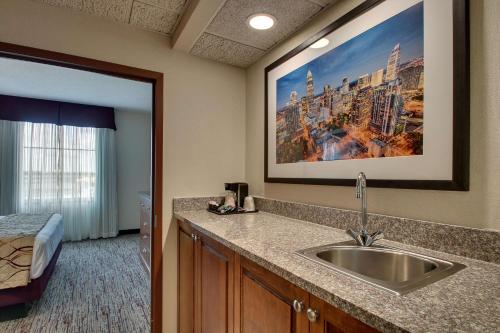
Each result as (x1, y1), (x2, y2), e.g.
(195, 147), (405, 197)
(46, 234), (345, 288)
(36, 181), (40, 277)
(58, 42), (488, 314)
(118, 229), (140, 235)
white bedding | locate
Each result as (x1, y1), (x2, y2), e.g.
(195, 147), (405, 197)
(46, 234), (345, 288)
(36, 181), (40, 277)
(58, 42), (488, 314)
(0, 213), (64, 279)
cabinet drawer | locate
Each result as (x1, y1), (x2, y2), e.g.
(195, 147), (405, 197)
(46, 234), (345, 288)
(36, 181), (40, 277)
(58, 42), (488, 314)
(140, 235), (150, 271)
(140, 207), (151, 234)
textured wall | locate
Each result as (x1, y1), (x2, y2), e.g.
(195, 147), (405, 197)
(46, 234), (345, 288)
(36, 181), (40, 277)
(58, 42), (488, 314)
(245, 0), (500, 231)
(0, 1), (246, 331)
(115, 110), (152, 231)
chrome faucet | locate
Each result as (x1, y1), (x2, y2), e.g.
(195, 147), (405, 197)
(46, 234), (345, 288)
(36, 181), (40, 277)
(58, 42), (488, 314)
(347, 172), (384, 247)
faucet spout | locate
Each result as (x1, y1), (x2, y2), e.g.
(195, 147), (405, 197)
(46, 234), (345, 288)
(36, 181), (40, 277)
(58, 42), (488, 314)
(347, 172), (383, 247)
(356, 172), (368, 230)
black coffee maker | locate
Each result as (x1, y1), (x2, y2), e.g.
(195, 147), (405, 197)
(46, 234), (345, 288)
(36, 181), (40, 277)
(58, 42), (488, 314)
(224, 182), (248, 209)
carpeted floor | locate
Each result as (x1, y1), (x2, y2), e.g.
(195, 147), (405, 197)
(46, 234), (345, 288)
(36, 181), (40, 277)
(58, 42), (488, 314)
(0, 235), (150, 333)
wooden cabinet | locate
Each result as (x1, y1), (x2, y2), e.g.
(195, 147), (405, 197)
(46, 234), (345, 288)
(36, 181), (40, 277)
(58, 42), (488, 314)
(196, 232), (235, 333)
(177, 220), (379, 333)
(308, 295), (379, 333)
(236, 256), (309, 333)
(178, 219), (235, 333)
(139, 192), (151, 273)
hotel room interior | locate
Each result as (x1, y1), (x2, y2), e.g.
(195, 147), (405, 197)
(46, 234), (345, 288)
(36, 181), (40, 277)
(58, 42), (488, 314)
(0, 0), (499, 333)
(0, 57), (154, 330)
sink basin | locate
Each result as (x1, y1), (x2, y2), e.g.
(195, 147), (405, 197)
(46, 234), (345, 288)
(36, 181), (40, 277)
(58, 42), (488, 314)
(297, 241), (465, 295)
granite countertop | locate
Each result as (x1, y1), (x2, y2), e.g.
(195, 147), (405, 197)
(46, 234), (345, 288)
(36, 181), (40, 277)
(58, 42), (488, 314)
(175, 210), (500, 333)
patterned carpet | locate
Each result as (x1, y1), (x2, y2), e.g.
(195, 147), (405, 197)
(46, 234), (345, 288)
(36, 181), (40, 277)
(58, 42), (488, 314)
(0, 235), (150, 333)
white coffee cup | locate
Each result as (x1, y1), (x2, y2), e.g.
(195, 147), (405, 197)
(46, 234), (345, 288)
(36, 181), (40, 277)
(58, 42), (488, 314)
(243, 196), (255, 211)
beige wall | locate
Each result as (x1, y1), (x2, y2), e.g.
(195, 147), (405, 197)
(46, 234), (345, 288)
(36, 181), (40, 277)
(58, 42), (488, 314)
(246, 0), (500, 231)
(0, 0), (246, 331)
(115, 110), (152, 231)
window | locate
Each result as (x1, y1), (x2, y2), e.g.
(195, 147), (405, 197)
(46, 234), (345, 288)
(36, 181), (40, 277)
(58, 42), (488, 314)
(20, 122), (96, 209)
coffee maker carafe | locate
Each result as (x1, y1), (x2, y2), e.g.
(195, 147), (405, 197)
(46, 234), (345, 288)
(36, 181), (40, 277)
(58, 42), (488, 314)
(224, 182), (248, 209)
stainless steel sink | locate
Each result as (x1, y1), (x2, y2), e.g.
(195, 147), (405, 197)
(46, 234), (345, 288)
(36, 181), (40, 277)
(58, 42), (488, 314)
(297, 241), (465, 295)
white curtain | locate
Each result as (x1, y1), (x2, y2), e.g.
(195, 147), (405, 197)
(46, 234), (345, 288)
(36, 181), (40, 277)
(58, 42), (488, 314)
(15, 122), (118, 241)
(93, 129), (118, 239)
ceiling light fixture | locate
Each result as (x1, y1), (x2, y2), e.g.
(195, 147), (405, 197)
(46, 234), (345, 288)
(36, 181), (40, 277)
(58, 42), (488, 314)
(310, 38), (330, 49)
(247, 13), (276, 30)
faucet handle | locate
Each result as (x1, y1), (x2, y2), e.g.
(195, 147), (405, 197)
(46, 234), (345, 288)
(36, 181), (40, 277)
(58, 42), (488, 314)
(346, 229), (383, 247)
(366, 230), (384, 246)
(347, 229), (364, 246)
(371, 230), (384, 241)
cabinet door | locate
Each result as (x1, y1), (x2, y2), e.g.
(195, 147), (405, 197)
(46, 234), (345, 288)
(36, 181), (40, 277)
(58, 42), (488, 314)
(178, 222), (195, 333)
(309, 295), (379, 333)
(236, 256), (309, 333)
(196, 235), (234, 333)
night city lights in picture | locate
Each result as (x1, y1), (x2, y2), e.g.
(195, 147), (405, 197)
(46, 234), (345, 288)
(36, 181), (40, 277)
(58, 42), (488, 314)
(275, 2), (424, 164)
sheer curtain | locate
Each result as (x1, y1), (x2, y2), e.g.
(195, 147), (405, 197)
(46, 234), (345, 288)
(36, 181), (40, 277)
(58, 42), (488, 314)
(17, 122), (118, 241)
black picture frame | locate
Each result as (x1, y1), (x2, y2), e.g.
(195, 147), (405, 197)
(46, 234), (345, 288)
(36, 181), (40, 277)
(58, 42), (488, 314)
(264, 0), (469, 191)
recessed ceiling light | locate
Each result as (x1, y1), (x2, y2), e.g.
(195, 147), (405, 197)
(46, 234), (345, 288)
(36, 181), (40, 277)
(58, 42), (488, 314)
(247, 13), (276, 30)
(310, 38), (330, 49)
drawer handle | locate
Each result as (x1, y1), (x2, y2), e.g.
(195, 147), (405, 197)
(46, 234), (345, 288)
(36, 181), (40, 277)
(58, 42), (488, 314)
(293, 300), (304, 313)
(307, 308), (319, 322)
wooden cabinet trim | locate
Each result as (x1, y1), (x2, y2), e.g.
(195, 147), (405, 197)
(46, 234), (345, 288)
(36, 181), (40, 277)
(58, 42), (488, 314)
(239, 256), (309, 304)
(241, 267), (294, 307)
(178, 225), (195, 333)
(178, 218), (193, 235)
(309, 294), (379, 333)
(237, 255), (309, 333)
(240, 273), (294, 333)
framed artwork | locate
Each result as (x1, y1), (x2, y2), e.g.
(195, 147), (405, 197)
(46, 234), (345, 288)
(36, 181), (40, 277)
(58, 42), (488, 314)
(265, 0), (469, 190)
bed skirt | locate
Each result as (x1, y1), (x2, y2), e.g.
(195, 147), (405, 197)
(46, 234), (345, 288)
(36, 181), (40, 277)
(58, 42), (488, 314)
(0, 241), (62, 308)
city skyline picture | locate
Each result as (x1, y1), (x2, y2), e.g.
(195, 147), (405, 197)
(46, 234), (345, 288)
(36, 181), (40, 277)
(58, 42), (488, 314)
(275, 1), (424, 164)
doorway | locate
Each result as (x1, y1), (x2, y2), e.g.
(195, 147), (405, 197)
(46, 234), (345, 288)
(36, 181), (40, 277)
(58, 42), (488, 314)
(0, 42), (163, 333)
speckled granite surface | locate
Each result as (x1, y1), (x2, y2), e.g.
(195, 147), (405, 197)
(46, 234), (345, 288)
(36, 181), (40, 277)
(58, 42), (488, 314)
(173, 196), (500, 263)
(254, 197), (500, 263)
(173, 196), (223, 212)
(174, 209), (500, 333)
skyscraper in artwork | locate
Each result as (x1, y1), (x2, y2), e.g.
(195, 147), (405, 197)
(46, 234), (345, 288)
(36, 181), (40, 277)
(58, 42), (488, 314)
(385, 43), (401, 81)
(306, 70), (314, 100)
(290, 91), (298, 105)
(371, 69), (384, 87)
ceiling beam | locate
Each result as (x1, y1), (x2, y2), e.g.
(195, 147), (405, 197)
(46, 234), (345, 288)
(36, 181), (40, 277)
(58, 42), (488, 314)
(171, 0), (227, 52)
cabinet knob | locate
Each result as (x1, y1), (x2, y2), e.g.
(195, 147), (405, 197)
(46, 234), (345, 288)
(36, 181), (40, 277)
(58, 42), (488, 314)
(307, 308), (319, 322)
(191, 233), (199, 241)
(292, 300), (304, 313)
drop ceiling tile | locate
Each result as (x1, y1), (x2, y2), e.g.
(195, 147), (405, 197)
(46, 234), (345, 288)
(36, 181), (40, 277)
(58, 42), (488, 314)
(130, 1), (179, 34)
(190, 33), (266, 68)
(36, 0), (83, 10)
(308, 0), (339, 6)
(206, 0), (323, 50)
(82, 0), (133, 23)
(137, 0), (186, 12)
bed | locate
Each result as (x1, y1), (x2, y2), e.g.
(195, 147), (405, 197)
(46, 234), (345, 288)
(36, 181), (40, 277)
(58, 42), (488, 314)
(0, 214), (63, 311)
